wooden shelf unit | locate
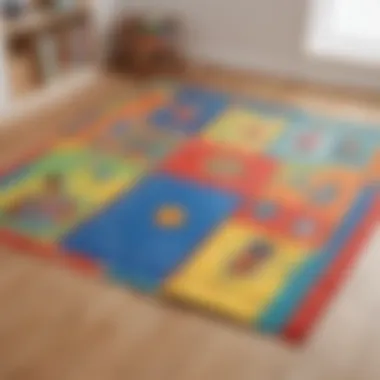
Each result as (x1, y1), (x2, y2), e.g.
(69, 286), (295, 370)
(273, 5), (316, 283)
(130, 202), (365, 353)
(3, 4), (88, 39)
(0, 0), (97, 119)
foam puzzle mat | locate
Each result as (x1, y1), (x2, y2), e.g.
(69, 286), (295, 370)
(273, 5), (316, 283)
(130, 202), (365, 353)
(1, 82), (379, 342)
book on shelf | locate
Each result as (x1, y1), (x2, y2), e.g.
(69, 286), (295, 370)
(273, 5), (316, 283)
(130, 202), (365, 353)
(52, 0), (78, 12)
(0, 0), (30, 20)
(9, 44), (39, 96)
(36, 31), (60, 82)
(67, 21), (92, 68)
(57, 26), (71, 70)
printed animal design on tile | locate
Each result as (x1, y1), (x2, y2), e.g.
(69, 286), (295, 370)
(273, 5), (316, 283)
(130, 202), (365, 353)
(5, 174), (77, 224)
(227, 240), (273, 277)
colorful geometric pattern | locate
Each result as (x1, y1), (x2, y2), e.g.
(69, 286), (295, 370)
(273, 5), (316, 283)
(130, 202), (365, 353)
(0, 83), (379, 343)
(62, 174), (238, 292)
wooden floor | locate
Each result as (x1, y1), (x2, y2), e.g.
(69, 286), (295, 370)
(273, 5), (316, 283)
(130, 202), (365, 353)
(0, 68), (379, 380)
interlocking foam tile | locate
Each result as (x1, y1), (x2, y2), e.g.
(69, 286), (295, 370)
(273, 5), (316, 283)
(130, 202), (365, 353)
(148, 86), (229, 134)
(164, 219), (310, 323)
(327, 124), (380, 168)
(236, 197), (334, 248)
(268, 119), (337, 165)
(0, 144), (143, 240)
(61, 174), (239, 292)
(269, 114), (380, 168)
(63, 88), (170, 145)
(0, 145), (86, 205)
(91, 125), (184, 166)
(0, 144), (80, 197)
(159, 138), (278, 197)
(202, 107), (284, 153)
(0, 164), (33, 192)
(265, 162), (366, 223)
(238, 98), (301, 120)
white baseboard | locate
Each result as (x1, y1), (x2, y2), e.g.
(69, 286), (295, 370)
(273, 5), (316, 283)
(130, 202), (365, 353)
(192, 45), (380, 91)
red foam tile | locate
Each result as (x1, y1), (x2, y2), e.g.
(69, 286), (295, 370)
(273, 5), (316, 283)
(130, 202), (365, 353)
(236, 199), (334, 248)
(160, 138), (278, 197)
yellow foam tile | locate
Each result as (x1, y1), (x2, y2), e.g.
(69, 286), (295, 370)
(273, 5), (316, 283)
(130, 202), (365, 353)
(0, 156), (143, 213)
(0, 148), (81, 206)
(67, 165), (143, 206)
(0, 163), (143, 241)
(164, 220), (309, 323)
(203, 108), (284, 153)
(0, 178), (40, 207)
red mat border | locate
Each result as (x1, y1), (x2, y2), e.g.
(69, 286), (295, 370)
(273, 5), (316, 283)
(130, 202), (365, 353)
(284, 193), (380, 342)
(0, 229), (101, 277)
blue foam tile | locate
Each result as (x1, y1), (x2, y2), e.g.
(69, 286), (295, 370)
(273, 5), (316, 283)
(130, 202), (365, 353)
(268, 112), (380, 167)
(148, 86), (229, 134)
(61, 174), (239, 292)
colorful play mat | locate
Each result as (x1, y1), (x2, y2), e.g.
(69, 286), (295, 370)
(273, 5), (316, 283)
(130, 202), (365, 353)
(0, 83), (379, 342)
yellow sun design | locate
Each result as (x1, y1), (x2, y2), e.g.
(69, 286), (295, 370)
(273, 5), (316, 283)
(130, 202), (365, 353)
(155, 205), (186, 228)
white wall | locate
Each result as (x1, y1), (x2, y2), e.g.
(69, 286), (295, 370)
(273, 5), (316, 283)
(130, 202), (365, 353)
(0, 24), (10, 114)
(122, 0), (380, 90)
(93, 0), (121, 37)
